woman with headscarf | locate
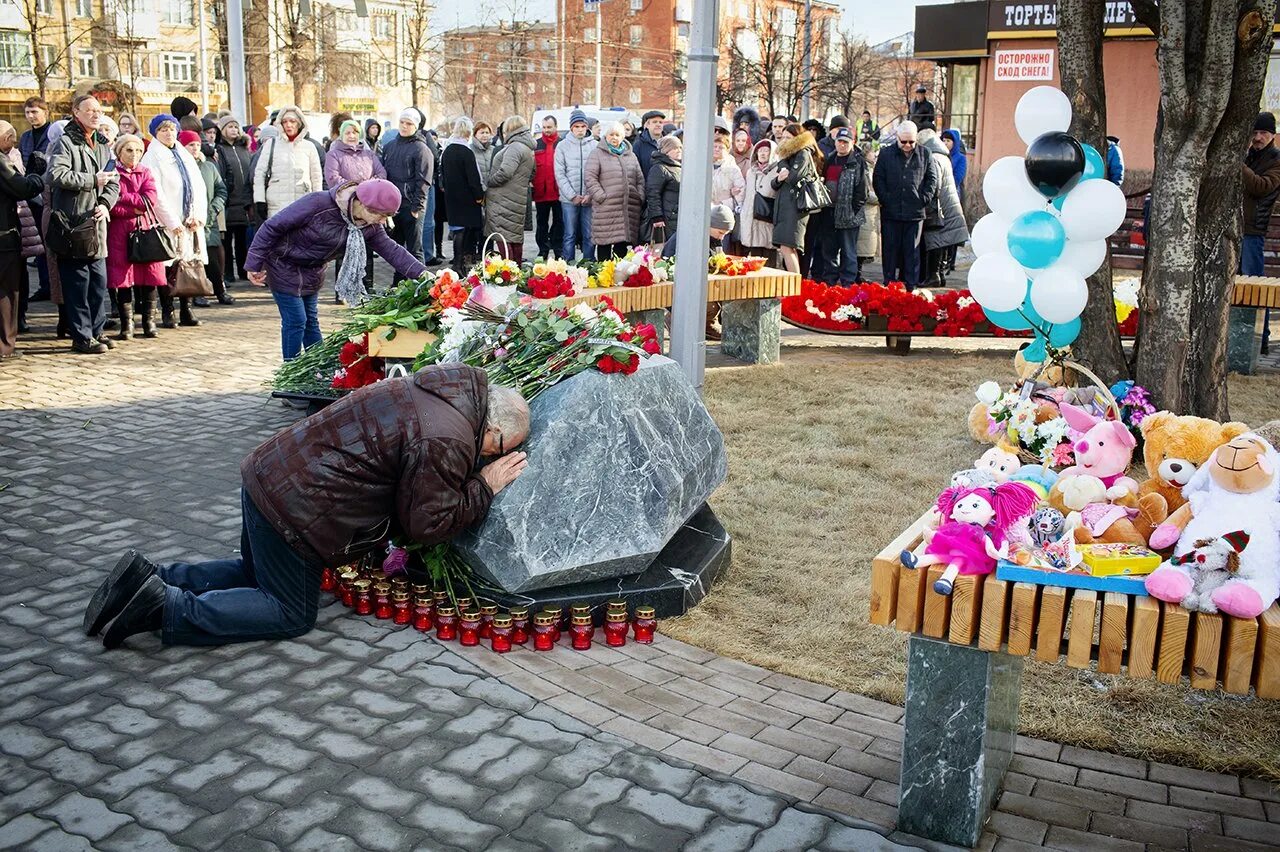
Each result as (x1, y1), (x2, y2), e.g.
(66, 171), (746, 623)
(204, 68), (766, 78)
(215, 116), (253, 284)
(732, 128), (753, 180)
(941, 128), (968, 273)
(738, 139), (779, 261)
(107, 134), (172, 339)
(141, 113), (208, 328)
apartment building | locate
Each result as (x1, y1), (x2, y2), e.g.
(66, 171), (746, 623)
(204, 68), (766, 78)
(434, 22), (560, 125)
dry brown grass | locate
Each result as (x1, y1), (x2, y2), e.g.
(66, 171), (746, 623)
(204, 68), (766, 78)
(667, 345), (1280, 781)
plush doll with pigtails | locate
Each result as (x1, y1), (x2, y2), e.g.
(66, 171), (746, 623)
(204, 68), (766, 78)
(901, 481), (1039, 596)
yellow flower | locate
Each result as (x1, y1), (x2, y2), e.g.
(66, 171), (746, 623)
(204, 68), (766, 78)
(532, 263), (549, 278)
(597, 261), (616, 289)
(1115, 300), (1133, 323)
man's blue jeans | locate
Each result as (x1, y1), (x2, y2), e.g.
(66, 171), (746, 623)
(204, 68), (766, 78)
(816, 226), (860, 286)
(561, 201), (593, 261)
(1241, 234), (1271, 349)
(421, 189), (437, 263)
(58, 257), (108, 345)
(160, 489), (321, 646)
(271, 290), (321, 361)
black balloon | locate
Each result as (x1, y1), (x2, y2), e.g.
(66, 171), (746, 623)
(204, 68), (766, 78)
(1024, 131), (1086, 199)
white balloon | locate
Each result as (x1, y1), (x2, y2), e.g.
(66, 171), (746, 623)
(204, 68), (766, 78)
(1055, 238), (1108, 277)
(971, 213), (1012, 257)
(968, 253), (1028, 313)
(1059, 180), (1127, 242)
(982, 156), (1046, 219)
(1015, 86), (1072, 147)
(1030, 264), (1088, 324)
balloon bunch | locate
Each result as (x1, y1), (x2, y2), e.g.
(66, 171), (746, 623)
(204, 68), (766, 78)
(968, 86), (1128, 361)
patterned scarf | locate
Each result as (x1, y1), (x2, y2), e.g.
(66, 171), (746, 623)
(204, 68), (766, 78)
(167, 142), (193, 219)
(335, 194), (368, 305)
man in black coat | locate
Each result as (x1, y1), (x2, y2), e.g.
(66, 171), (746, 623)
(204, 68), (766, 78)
(872, 121), (937, 290)
(633, 110), (666, 179)
(812, 128), (866, 286)
(17, 96), (52, 312)
(908, 86), (936, 129)
(380, 109), (432, 263)
(0, 120), (43, 358)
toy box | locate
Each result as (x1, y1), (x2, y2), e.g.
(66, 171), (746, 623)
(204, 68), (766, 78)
(1079, 543), (1162, 577)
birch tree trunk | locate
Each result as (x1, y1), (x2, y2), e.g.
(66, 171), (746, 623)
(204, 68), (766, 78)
(1132, 0), (1275, 418)
(1057, 0), (1128, 384)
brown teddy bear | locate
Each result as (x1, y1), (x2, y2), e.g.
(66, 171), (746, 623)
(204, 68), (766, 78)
(1048, 474), (1157, 546)
(1137, 412), (1249, 526)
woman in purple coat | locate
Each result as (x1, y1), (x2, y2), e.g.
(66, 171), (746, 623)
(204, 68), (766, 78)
(246, 178), (426, 360)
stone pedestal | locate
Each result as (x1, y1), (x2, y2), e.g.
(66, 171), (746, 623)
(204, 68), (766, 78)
(720, 298), (781, 364)
(1228, 307), (1260, 375)
(898, 636), (1022, 848)
(630, 308), (667, 352)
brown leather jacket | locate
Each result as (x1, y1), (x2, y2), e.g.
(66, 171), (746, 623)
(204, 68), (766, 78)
(242, 364), (494, 567)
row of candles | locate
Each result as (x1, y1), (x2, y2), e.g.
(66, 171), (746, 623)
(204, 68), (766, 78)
(320, 566), (657, 651)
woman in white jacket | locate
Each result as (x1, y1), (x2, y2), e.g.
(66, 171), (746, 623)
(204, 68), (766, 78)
(252, 105), (322, 220)
(141, 113), (208, 328)
(710, 135), (745, 251)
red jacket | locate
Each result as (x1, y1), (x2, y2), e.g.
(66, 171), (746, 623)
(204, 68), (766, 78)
(533, 132), (560, 203)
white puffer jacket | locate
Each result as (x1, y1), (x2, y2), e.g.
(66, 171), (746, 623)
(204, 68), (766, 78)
(139, 139), (208, 266)
(253, 107), (322, 218)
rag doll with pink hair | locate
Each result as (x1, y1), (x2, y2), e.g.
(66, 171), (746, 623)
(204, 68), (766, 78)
(901, 482), (1039, 595)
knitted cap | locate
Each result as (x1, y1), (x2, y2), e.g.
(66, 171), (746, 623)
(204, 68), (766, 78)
(149, 113), (178, 137)
(201, 117), (217, 132)
(709, 204), (735, 232)
(339, 119), (362, 138)
(170, 96), (197, 118)
(1255, 112), (1276, 134)
(355, 178), (402, 215)
(399, 108), (421, 127)
(569, 109), (588, 128)
(216, 115), (240, 132)
(177, 130), (201, 147)
(1223, 530), (1251, 553)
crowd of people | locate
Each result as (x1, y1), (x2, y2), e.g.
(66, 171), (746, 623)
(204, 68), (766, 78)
(1, 89), (988, 362)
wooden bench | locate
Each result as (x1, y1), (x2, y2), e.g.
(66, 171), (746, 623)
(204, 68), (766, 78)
(533, 267), (803, 364)
(867, 510), (1279, 847)
(1230, 275), (1279, 374)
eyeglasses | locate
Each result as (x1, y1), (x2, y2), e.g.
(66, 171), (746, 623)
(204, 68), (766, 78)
(900, 140), (916, 147)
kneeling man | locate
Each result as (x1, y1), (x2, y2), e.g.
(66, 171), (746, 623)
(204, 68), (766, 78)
(85, 364), (529, 648)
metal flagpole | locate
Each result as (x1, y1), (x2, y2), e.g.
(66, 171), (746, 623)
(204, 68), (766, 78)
(800, 0), (812, 122)
(669, 0), (719, 392)
(227, 0), (248, 122)
(197, 0), (209, 113)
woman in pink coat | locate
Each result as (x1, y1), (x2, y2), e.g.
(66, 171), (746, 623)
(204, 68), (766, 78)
(107, 134), (177, 339)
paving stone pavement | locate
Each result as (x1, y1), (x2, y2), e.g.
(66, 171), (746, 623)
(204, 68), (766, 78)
(3, 285), (1278, 852)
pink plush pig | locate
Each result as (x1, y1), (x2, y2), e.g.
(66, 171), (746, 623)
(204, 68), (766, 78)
(1056, 403), (1139, 500)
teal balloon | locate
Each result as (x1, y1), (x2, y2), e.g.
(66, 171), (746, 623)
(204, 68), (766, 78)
(1007, 210), (1066, 269)
(1081, 143), (1105, 181)
(1052, 195), (1066, 212)
(1023, 338), (1048, 362)
(1049, 317), (1082, 347)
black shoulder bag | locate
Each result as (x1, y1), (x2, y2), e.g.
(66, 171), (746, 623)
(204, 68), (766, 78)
(127, 193), (177, 263)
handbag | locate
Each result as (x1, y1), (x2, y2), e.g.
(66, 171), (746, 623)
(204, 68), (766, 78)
(47, 210), (100, 259)
(127, 195), (177, 263)
(753, 190), (775, 224)
(171, 258), (213, 297)
(794, 173), (832, 215)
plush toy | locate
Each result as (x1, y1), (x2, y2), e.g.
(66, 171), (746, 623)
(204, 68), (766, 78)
(1011, 464), (1059, 502)
(1047, 474), (1153, 546)
(1150, 532), (1251, 613)
(1137, 412), (1249, 523)
(1029, 507), (1066, 548)
(1056, 403), (1139, 499)
(1147, 434), (1280, 618)
(951, 467), (999, 489)
(968, 350), (1078, 444)
(901, 482), (1038, 596)
(975, 446), (1022, 483)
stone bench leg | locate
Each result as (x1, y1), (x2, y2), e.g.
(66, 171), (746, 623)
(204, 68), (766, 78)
(630, 308), (666, 353)
(898, 635), (1023, 848)
(720, 297), (781, 364)
(1228, 307), (1260, 375)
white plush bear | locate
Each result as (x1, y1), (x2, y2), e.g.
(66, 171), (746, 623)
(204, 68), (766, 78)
(1146, 434), (1280, 618)
(1162, 533), (1250, 613)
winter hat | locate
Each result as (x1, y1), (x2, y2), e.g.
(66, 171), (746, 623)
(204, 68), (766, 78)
(1223, 530), (1251, 553)
(915, 85), (927, 94)
(641, 109), (665, 123)
(201, 117), (217, 133)
(216, 115), (241, 132)
(713, 116), (731, 135)
(112, 133), (142, 157)
(1255, 112), (1276, 134)
(829, 115), (849, 130)
(657, 135), (682, 154)
(178, 130), (201, 147)
(662, 122), (677, 136)
(399, 108), (421, 128)
(709, 204), (735, 232)
(148, 113), (178, 136)
(833, 127), (853, 142)
(569, 109), (588, 128)
(355, 179), (402, 216)
(339, 119), (362, 138)
(170, 96), (198, 119)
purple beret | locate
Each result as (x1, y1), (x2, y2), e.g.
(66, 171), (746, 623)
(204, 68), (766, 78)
(355, 179), (402, 215)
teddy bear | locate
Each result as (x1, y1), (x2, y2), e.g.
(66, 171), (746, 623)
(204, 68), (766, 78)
(1048, 474), (1150, 545)
(968, 349), (1081, 444)
(1151, 532), (1251, 613)
(1147, 434), (1280, 619)
(1137, 412), (1249, 526)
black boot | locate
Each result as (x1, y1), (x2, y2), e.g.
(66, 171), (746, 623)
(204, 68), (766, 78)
(139, 288), (158, 337)
(212, 276), (235, 305)
(179, 297), (200, 326)
(56, 304), (69, 339)
(160, 286), (177, 328)
(116, 289), (134, 340)
(84, 550), (159, 636)
(101, 575), (166, 649)
(451, 236), (466, 275)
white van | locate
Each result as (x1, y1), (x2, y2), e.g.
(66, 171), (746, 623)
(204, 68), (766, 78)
(530, 105), (644, 133)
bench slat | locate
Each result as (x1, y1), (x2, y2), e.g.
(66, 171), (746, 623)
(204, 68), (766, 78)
(1128, 596), (1160, 679)
(1008, 582), (1039, 656)
(978, 579), (1010, 651)
(1223, 615), (1259, 696)
(1035, 586), (1069, 663)
(1257, 605), (1280, 699)
(896, 558), (930, 634)
(949, 575), (985, 646)
(1158, 605), (1191, 684)
(1067, 591), (1099, 669)
(1099, 592), (1128, 674)
(870, 514), (932, 626)
(923, 568), (952, 639)
(1190, 612), (1224, 689)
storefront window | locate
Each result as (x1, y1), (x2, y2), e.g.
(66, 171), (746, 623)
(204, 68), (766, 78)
(949, 62), (979, 150)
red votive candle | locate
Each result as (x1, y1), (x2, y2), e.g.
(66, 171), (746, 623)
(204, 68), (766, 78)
(352, 580), (373, 616)
(491, 614), (514, 653)
(320, 567), (336, 593)
(435, 605), (458, 641)
(543, 606), (564, 643)
(412, 594), (435, 632)
(392, 591), (412, 625)
(459, 610), (482, 646)
(533, 612), (557, 651)
(339, 571), (358, 608)
(604, 610), (629, 647)
(454, 596), (473, 615)
(479, 602), (498, 639)
(570, 614), (594, 650)
(633, 606), (656, 644)
(509, 606), (530, 645)
(373, 582), (394, 620)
